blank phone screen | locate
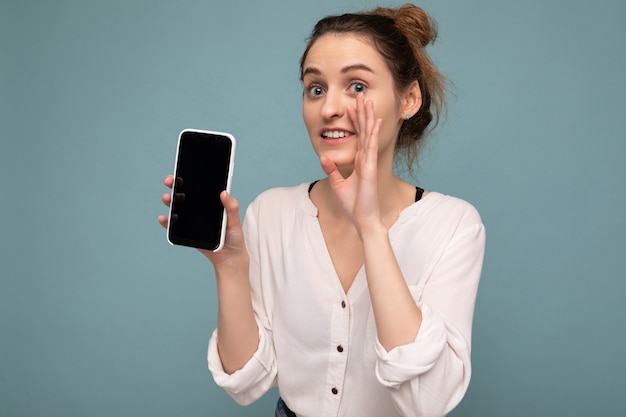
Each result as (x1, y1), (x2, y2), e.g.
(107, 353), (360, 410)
(168, 130), (233, 250)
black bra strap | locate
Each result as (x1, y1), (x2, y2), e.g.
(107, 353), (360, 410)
(415, 186), (424, 202)
(308, 180), (319, 194)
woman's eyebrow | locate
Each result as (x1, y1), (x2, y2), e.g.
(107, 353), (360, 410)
(302, 67), (321, 77)
(341, 64), (374, 74)
(302, 64), (375, 78)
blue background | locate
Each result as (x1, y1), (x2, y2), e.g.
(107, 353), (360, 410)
(2, 0), (625, 416)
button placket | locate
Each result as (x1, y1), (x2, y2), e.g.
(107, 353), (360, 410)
(322, 298), (350, 416)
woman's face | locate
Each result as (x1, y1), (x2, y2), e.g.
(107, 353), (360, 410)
(301, 33), (406, 174)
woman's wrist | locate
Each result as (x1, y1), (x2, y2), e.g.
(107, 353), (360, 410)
(213, 255), (250, 282)
(358, 220), (388, 243)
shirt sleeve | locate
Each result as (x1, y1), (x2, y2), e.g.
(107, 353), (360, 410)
(374, 215), (486, 417)
(206, 200), (278, 405)
(207, 326), (276, 405)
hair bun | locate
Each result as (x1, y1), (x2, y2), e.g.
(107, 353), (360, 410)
(373, 4), (438, 48)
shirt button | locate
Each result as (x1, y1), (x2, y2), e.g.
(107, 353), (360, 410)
(341, 301), (346, 308)
(337, 345), (344, 352)
(331, 387), (338, 395)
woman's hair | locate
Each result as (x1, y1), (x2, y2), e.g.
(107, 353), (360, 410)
(300, 4), (447, 171)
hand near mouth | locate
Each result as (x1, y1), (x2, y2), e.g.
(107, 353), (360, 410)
(320, 93), (384, 236)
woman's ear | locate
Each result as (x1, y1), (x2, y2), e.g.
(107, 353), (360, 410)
(401, 81), (422, 119)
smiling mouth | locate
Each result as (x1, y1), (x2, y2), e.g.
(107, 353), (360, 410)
(321, 130), (353, 139)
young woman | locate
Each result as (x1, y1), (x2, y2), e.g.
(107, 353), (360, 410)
(159, 4), (485, 417)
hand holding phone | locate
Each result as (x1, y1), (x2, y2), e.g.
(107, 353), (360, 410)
(167, 129), (236, 251)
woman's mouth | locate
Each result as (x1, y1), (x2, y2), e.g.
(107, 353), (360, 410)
(322, 130), (349, 139)
(321, 130), (354, 141)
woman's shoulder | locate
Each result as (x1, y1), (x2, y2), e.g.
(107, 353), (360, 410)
(247, 182), (313, 215)
(394, 191), (485, 251)
(413, 191), (483, 227)
(252, 182), (308, 203)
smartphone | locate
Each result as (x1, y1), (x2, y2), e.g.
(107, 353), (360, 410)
(167, 129), (236, 251)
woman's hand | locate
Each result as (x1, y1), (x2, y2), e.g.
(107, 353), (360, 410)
(158, 175), (249, 270)
(319, 94), (383, 234)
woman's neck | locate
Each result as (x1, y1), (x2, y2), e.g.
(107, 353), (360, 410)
(310, 174), (415, 227)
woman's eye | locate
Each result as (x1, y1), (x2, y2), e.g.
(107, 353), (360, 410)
(349, 82), (367, 94)
(307, 85), (325, 97)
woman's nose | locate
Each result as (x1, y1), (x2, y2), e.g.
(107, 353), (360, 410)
(320, 90), (346, 120)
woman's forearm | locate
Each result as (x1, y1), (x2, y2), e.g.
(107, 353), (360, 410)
(214, 259), (259, 374)
(361, 223), (422, 351)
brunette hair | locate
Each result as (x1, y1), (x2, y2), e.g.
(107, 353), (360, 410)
(300, 4), (447, 170)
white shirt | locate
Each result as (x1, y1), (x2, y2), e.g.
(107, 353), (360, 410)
(208, 183), (485, 417)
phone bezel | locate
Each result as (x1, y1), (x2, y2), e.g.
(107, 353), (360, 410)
(166, 128), (236, 252)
